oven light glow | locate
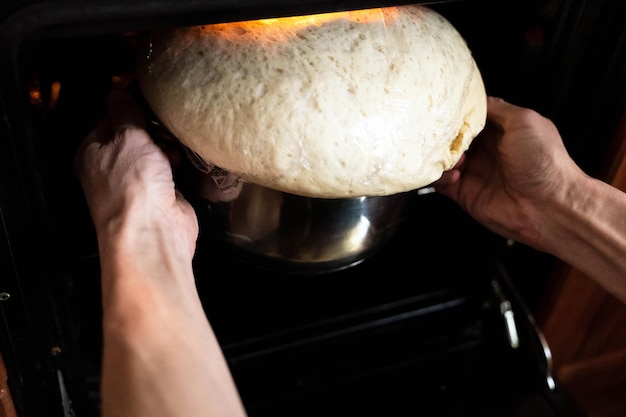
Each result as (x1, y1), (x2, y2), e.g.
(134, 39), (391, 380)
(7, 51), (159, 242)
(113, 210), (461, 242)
(29, 88), (42, 105)
(48, 81), (61, 111)
(257, 7), (395, 27)
(201, 7), (398, 39)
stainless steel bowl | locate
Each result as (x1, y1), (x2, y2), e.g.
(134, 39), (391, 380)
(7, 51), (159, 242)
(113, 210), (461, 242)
(148, 118), (408, 274)
(175, 150), (409, 273)
(201, 182), (408, 273)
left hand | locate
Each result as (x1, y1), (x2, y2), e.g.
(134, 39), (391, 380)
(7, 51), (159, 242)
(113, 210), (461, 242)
(74, 89), (199, 258)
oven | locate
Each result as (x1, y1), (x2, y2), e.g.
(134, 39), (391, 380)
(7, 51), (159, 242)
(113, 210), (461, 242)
(1, 0), (624, 416)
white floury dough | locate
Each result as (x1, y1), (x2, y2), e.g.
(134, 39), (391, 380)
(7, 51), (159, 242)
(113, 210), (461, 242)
(138, 5), (487, 198)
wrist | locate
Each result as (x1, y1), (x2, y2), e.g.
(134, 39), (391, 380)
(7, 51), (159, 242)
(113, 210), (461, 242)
(531, 170), (590, 251)
(97, 212), (198, 306)
(537, 174), (626, 302)
(537, 171), (613, 261)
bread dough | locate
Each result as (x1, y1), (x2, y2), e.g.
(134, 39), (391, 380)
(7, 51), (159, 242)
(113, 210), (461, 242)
(138, 5), (487, 198)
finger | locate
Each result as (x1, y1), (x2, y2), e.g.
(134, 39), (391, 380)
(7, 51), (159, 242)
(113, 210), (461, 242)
(107, 88), (146, 131)
(485, 96), (522, 127)
(452, 152), (466, 169)
(84, 117), (111, 146)
(436, 168), (460, 187)
(74, 118), (110, 173)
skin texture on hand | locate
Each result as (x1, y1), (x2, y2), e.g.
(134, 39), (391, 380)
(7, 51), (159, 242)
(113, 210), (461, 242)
(75, 89), (248, 417)
(435, 96), (585, 250)
(75, 89), (198, 254)
(436, 96), (626, 303)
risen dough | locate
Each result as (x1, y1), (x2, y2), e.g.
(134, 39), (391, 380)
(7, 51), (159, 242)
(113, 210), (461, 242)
(138, 5), (487, 198)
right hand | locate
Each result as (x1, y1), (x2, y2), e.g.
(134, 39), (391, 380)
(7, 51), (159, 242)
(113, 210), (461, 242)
(435, 96), (586, 250)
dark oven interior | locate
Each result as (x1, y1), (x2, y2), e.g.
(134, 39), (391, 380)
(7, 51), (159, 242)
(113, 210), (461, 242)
(1, 0), (624, 416)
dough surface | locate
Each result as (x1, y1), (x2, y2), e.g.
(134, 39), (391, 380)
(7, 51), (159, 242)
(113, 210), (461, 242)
(138, 5), (487, 198)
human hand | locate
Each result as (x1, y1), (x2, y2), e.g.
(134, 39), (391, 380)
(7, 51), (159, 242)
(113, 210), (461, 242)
(74, 89), (199, 259)
(76, 90), (249, 417)
(434, 96), (585, 249)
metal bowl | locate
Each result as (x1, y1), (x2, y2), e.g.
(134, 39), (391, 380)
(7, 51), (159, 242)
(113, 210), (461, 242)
(175, 150), (408, 273)
(148, 117), (408, 274)
(201, 182), (408, 273)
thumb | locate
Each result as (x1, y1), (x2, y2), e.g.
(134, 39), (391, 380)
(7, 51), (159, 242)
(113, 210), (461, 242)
(107, 88), (146, 132)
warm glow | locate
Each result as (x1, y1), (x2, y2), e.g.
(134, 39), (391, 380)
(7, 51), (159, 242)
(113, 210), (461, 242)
(29, 88), (42, 103)
(48, 81), (61, 110)
(256, 7), (396, 27)
(201, 7), (399, 37)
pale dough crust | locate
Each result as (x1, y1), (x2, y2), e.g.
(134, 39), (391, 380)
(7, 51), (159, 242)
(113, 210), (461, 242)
(138, 5), (487, 198)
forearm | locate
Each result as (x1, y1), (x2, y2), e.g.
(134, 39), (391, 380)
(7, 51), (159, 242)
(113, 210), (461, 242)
(97, 222), (247, 417)
(101, 301), (245, 417)
(539, 175), (626, 303)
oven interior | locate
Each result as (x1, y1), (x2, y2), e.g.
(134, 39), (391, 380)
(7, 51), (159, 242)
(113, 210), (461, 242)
(1, 0), (624, 416)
